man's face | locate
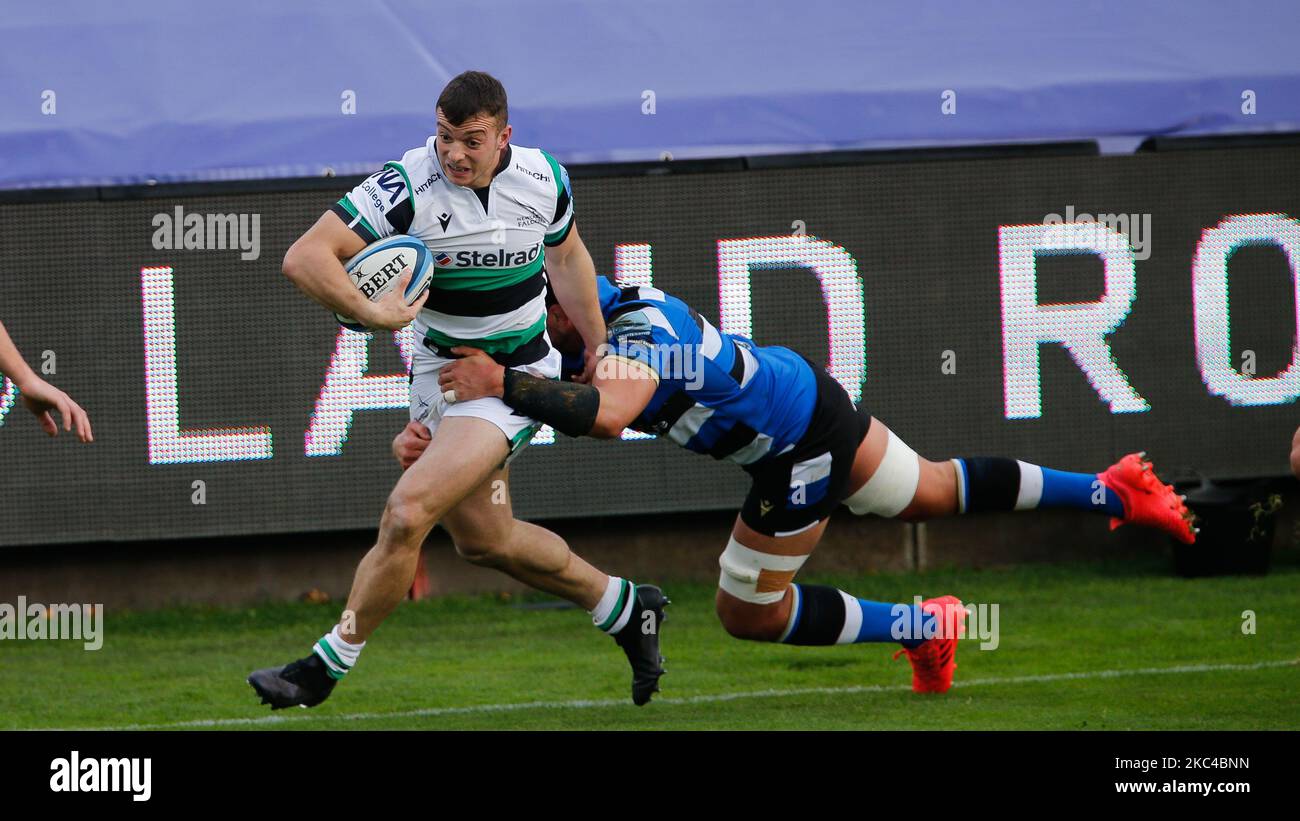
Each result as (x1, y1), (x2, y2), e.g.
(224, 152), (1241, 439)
(435, 108), (510, 189)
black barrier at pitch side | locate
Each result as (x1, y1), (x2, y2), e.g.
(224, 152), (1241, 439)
(0, 144), (1296, 546)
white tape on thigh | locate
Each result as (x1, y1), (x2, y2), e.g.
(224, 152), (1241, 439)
(717, 536), (809, 605)
(842, 429), (920, 517)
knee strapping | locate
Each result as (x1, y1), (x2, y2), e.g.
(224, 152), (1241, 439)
(842, 429), (920, 517)
(718, 536), (809, 605)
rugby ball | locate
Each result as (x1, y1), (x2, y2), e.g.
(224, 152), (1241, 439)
(334, 235), (434, 331)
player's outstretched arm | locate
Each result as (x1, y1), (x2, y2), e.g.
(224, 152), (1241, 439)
(438, 347), (655, 438)
(587, 357), (658, 437)
(0, 318), (35, 388)
(0, 319), (93, 441)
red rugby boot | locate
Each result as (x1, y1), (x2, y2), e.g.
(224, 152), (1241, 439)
(1098, 452), (1196, 544)
(893, 595), (965, 694)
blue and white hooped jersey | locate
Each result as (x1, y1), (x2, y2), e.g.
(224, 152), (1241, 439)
(594, 276), (819, 465)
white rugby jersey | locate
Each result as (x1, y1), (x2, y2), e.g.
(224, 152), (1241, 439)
(331, 139), (574, 361)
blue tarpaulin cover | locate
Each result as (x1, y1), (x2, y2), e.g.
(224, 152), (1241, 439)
(2, 0), (1297, 189)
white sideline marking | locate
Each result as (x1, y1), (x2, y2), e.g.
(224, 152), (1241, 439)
(49, 658), (1299, 731)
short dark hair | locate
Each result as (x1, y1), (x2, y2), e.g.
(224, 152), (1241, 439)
(437, 71), (508, 127)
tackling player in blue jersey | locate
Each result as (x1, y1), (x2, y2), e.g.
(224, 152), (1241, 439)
(426, 275), (1196, 694)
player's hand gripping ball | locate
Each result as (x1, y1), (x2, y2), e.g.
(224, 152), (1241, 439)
(335, 235), (433, 331)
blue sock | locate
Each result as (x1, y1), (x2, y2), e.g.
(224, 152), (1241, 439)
(780, 585), (935, 648)
(955, 458), (1124, 517)
(1040, 466), (1125, 515)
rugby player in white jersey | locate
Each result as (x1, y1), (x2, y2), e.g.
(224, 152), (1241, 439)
(249, 72), (667, 709)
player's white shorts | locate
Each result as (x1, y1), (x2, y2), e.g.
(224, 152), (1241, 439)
(409, 342), (562, 461)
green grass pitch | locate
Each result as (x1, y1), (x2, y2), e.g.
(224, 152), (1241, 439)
(4, 555), (1298, 730)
